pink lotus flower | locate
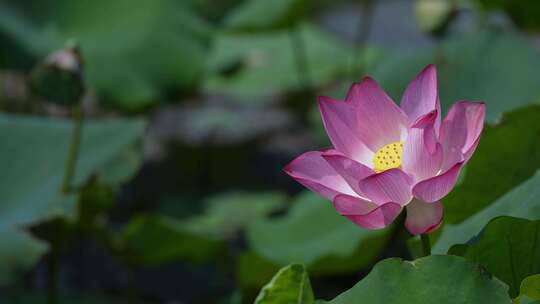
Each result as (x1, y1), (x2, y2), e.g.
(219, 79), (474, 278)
(284, 65), (485, 235)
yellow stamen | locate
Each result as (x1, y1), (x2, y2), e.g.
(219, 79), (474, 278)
(373, 141), (404, 173)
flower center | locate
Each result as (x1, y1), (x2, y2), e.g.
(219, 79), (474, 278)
(373, 141), (404, 173)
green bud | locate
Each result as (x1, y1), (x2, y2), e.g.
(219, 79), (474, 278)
(414, 0), (458, 37)
(30, 46), (85, 106)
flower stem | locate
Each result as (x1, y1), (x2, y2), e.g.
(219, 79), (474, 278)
(47, 251), (59, 304)
(420, 233), (431, 257)
(61, 105), (83, 194)
(289, 26), (312, 90)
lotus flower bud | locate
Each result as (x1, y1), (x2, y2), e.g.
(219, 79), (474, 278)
(414, 0), (458, 37)
(30, 45), (85, 106)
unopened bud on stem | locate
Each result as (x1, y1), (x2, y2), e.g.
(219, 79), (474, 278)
(30, 45), (85, 106)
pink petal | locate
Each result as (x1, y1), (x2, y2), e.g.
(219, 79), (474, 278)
(439, 101), (486, 171)
(318, 96), (374, 165)
(400, 64), (441, 131)
(322, 150), (374, 196)
(402, 110), (443, 182)
(412, 162), (463, 203)
(463, 136), (481, 162)
(334, 194), (402, 229)
(462, 102), (486, 151)
(461, 103), (485, 161)
(358, 168), (413, 206)
(333, 193), (378, 215)
(405, 199), (443, 235)
(345, 77), (408, 151)
(284, 150), (356, 200)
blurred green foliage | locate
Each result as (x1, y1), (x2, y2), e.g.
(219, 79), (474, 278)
(118, 215), (224, 265)
(10, 293), (125, 304)
(516, 274), (540, 303)
(443, 106), (540, 223)
(372, 30), (540, 122)
(254, 264), (313, 304)
(434, 170), (540, 253)
(224, 0), (307, 31)
(0, 114), (144, 284)
(449, 216), (540, 297)
(247, 192), (390, 274)
(476, 0), (540, 31)
(0, 0), (211, 110)
(205, 23), (377, 98)
(326, 255), (511, 303)
(182, 191), (287, 238)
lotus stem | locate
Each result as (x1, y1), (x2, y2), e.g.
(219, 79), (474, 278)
(61, 104), (83, 193)
(421, 233), (431, 257)
(289, 26), (312, 90)
(47, 251), (59, 304)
